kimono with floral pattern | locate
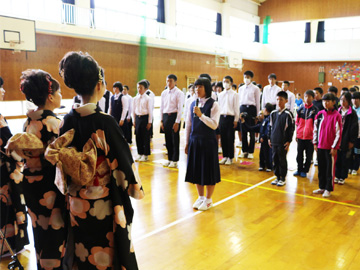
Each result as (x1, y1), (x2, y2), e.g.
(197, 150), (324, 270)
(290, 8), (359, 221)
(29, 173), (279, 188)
(20, 110), (67, 269)
(0, 114), (29, 254)
(56, 103), (144, 270)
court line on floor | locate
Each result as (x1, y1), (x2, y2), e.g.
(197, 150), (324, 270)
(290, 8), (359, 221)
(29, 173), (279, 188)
(221, 178), (360, 209)
(133, 175), (275, 243)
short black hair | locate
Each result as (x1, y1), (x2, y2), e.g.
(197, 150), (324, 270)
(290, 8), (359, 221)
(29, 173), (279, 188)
(328, 86), (338, 94)
(322, 93), (336, 101)
(0, 77), (3, 87)
(195, 77), (212, 98)
(224, 75), (233, 83)
(188, 83), (194, 89)
(145, 79), (150, 88)
(167, 74), (177, 81)
(232, 84), (237, 89)
(211, 82), (216, 87)
(342, 87), (349, 92)
(137, 79), (148, 89)
(244, 70), (254, 78)
(216, 81), (224, 91)
(123, 85), (129, 91)
(268, 73), (276, 80)
(305, 90), (315, 98)
(265, 103), (274, 113)
(277, 91), (288, 99)
(199, 73), (211, 82)
(340, 92), (352, 106)
(59, 51), (104, 96)
(349, 87), (356, 93)
(113, 81), (123, 92)
(20, 69), (60, 107)
(283, 81), (290, 86)
(314, 87), (323, 95)
(352, 92), (360, 99)
(354, 85), (359, 91)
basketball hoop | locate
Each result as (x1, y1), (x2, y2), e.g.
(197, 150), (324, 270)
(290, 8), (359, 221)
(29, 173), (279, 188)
(9, 40), (22, 54)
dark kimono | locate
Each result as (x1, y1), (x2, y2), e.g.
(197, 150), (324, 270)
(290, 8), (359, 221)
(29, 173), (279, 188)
(0, 114), (29, 255)
(51, 103), (144, 270)
(15, 110), (66, 269)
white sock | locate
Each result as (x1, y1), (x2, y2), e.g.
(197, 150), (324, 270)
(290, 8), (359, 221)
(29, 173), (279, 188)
(199, 196), (206, 200)
(206, 198), (212, 204)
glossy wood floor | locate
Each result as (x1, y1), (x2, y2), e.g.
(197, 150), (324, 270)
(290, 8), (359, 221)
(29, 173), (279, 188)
(2, 115), (360, 270)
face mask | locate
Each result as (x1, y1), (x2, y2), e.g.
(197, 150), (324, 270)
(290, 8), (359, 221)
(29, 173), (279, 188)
(223, 82), (230, 89)
(244, 78), (251, 85)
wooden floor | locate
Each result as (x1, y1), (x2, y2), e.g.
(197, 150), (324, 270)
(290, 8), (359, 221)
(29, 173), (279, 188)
(2, 117), (360, 270)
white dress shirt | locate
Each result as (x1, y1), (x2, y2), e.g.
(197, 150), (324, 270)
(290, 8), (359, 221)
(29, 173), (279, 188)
(217, 89), (239, 122)
(185, 97), (220, 145)
(238, 83), (261, 115)
(124, 94), (133, 120)
(160, 86), (185, 123)
(262, 84), (281, 108)
(98, 89), (113, 113)
(285, 90), (295, 113)
(132, 93), (153, 124)
(113, 92), (129, 121)
(184, 94), (196, 122)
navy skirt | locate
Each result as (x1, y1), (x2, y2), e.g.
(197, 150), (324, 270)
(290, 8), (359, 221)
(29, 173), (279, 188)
(185, 136), (221, 185)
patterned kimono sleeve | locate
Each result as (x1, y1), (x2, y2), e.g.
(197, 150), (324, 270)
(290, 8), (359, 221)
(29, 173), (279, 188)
(104, 117), (144, 200)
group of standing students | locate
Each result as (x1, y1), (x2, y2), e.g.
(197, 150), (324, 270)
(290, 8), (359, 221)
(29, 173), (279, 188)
(1, 51), (144, 269)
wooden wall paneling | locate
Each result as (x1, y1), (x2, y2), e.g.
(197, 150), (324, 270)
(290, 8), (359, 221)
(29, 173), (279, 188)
(259, 0), (360, 23)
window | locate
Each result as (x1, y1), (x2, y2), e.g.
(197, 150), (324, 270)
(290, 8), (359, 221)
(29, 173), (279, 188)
(325, 16), (360, 41)
(268, 21), (305, 44)
(230, 16), (256, 43)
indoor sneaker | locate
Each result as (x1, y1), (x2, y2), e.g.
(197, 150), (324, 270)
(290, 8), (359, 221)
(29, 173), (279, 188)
(247, 153), (254, 159)
(193, 197), (205, 209)
(225, 158), (232, 165)
(271, 179), (279, 185)
(266, 168), (272, 172)
(300, 172), (307, 178)
(168, 161), (178, 168)
(322, 190), (331, 197)
(334, 178), (340, 183)
(163, 160), (171, 167)
(293, 171), (301, 176)
(338, 179), (345, 185)
(313, 189), (325, 194)
(258, 167), (264, 171)
(276, 180), (286, 186)
(198, 200), (213, 211)
(352, 170), (358, 176)
(138, 155), (148, 162)
(219, 158), (228, 165)
(218, 147), (222, 154)
(239, 152), (247, 158)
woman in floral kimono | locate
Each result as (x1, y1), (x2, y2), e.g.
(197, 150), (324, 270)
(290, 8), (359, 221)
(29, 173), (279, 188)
(48, 51), (144, 270)
(0, 80), (29, 256)
(15, 70), (66, 269)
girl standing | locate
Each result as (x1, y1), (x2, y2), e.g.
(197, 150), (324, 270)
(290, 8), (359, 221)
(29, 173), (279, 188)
(52, 51), (144, 269)
(185, 77), (220, 211)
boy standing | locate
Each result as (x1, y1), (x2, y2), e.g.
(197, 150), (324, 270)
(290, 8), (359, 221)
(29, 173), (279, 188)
(268, 91), (294, 186)
(313, 93), (342, 197)
(238, 70), (261, 159)
(313, 87), (325, 111)
(110, 81), (129, 138)
(294, 90), (319, 178)
(218, 76), (239, 165)
(282, 81), (295, 113)
(262, 73), (281, 108)
(133, 80), (153, 162)
(160, 74), (184, 168)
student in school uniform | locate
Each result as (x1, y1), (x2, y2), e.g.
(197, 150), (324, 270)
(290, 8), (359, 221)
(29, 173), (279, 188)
(133, 80), (153, 162)
(215, 81), (223, 152)
(238, 70), (261, 159)
(110, 81), (129, 139)
(282, 81), (295, 113)
(313, 93), (342, 198)
(262, 73), (281, 108)
(334, 92), (358, 185)
(294, 90), (319, 178)
(350, 92), (360, 175)
(160, 74), (184, 168)
(98, 81), (112, 114)
(144, 80), (155, 139)
(241, 103), (274, 172)
(184, 84), (196, 128)
(218, 76), (239, 165)
(313, 87), (325, 111)
(328, 86), (340, 109)
(185, 77), (220, 211)
(199, 73), (217, 100)
(269, 91), (295, 186)
(123, 85), (133, 144)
